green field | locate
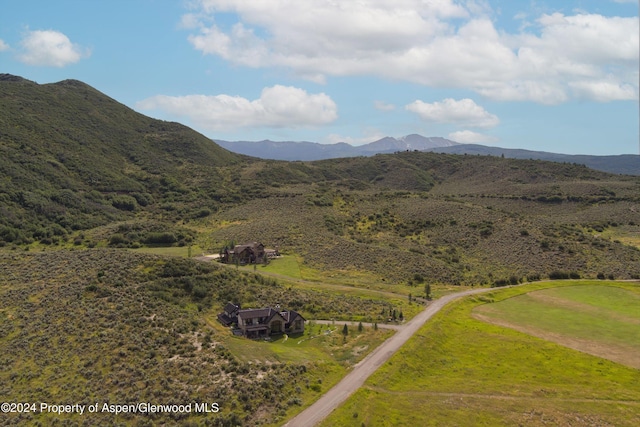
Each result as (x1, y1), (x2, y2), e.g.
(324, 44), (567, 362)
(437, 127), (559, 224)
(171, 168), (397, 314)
(235, 255), (425, 321)
(320, 281), (640, 427)
(474, 285), (640, 368)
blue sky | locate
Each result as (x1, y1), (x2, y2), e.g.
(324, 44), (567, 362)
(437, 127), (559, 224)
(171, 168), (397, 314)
(1, 0), (638, 155)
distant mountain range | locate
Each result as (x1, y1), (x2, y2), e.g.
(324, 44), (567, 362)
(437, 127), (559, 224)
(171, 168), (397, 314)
(216, 135), (639, 176)
(215, 134), (458, 161)
(429, 144), (640, 176)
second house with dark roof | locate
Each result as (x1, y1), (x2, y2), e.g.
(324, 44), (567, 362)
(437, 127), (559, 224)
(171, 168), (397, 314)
(235, 306), (305, 339)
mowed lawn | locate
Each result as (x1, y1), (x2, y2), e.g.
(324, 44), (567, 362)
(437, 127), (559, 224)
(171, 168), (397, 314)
(320, 281), (640, 427)
(473, 284), (640, 369)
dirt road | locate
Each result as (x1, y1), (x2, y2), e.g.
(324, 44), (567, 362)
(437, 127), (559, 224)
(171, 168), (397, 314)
(284, 287), (495, 427)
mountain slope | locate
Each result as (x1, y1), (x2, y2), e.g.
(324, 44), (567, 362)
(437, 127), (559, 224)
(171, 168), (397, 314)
(217, 135), (638, 175)
(0, 74), (242, 244)
(2, 74), (639, 285)
(429, 144), (640, 176)
(216, 139), (358, 161)
(216, 134), (459, 161)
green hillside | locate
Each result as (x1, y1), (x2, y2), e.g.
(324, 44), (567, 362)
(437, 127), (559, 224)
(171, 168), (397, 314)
(1, 249), (398, 426)
(0, 74), (242, 245)
(2, 75), (640, 426)
(209, 152), (640, 284)
(1, 74), (640, 284)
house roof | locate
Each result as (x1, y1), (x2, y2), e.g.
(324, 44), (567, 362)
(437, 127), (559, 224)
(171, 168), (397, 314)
(281, 310), (306, 323)
(224, 302), (239, 314)
(233, 242), (264, 253)
(238, 307), (287, 323)
(238, 308), (272, 319)
(233, 245), (252, 254)
(217, 313), (235, 326)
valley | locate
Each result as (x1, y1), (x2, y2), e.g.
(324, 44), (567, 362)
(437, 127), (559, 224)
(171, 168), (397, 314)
(1, 75), (639, 426)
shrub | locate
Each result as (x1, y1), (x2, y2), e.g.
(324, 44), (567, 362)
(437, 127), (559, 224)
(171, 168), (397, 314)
(111, 195), (137, 211)
(109, 234), (128, 246)
(492, 279), (509, 287)
(549, 271), (570, 280)
(0, 226), (25, 243)
(143, 232), (177, 245)
(194, 208), (211, 218)
(479, 226), (493, 237)
(131, 192), (154, 207)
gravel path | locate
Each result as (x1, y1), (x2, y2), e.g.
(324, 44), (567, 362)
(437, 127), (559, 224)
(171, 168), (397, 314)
(284, 287), (495, 427)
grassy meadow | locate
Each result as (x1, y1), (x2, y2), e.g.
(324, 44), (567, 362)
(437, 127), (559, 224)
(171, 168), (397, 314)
(230, 255), (425, 322)
(320, 281), (640, 427)
(473, 284), (640, 368)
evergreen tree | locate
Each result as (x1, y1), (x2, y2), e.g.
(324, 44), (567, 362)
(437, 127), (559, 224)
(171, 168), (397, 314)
(425, 283), (431, 299)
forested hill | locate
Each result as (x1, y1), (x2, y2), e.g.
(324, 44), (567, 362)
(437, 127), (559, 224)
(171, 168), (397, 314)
(0, 74), (242, 243)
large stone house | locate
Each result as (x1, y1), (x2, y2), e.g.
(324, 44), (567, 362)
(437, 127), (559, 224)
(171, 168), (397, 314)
(217, 303), (305, 338)
(220, 242), (279, 265)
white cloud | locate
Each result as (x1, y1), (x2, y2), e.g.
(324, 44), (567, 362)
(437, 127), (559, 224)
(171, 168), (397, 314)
(406, 98), (499, 128)
(448, 130), (498, 144)
(530, 13), (638, 65)
(570, 79), (638, 102)
(184, 2), (639, 104)
(374, 100), (395, 111)
(18, 30), (89, 67)
(137, 85), (337, 131)
(0, 39), (9, 51)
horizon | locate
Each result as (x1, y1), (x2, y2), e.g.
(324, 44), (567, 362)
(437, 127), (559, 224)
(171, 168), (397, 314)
(214, 133), (640, 157)
(1, 1), (638, 155)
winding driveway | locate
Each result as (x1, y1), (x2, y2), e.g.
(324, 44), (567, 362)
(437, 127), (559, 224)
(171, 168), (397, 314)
(284, 287), (496, 427)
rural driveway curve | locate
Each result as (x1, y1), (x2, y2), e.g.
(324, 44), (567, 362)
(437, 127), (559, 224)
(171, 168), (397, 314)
(284, 286), (497, 427)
